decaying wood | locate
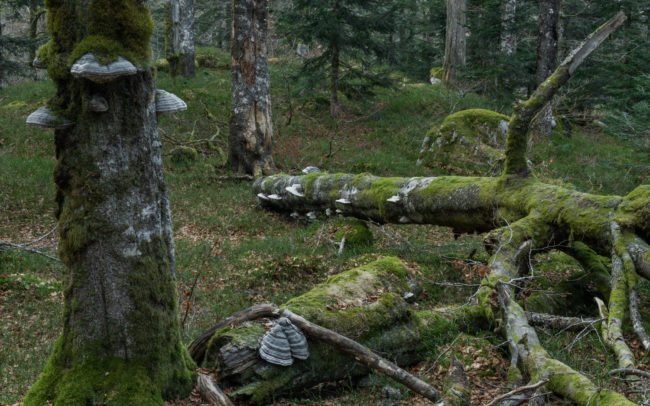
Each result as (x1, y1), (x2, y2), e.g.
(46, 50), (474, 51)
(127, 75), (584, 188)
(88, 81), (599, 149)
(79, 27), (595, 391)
(191, 258), (494, 404)
(524, 312), (599, 331)
(485, 379), (548, 406)
(629, 287), (650, 351)
(197, 373), (235, 406)
(251, 14), (644, 406)
(188, 303), (279, 363)
(282, 309), (441, 402)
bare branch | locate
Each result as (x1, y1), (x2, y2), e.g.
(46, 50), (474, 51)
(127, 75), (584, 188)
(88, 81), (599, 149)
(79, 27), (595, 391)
(485, 379), (549, 406)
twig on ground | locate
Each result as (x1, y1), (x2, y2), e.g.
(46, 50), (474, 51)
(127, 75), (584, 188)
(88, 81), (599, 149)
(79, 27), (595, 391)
(484, 379), (549, 406)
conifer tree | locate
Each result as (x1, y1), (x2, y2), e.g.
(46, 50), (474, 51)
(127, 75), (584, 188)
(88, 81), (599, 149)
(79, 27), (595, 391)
(278, 0), (397, 117)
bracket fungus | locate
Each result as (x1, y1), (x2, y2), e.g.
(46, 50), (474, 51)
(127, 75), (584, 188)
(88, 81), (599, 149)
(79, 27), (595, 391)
(335, 198), (351, 205)
(155, 89), (188, 114)
(26, 106), (74, 129)
(285, 184), (305, 197)
(387, 195), (402, 203)
(302, 166), (321, 174)
(70, 53), (137, 83)
(88, 95), (109, 112)
(32, 57), (45, 69)
(259, 317), (309, 366)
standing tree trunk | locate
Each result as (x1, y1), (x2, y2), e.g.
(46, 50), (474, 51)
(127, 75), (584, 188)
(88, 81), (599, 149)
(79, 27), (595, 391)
(531, 0), (559, 138)
(166, 0), (196, 78)
(330, 42), (340, 118)
(28, 3), (45, 80)
(229, 0), (275, 176)
(23, 1), (195, 404)
(500, 0), (517, 55)
(443, 0), (467, 84)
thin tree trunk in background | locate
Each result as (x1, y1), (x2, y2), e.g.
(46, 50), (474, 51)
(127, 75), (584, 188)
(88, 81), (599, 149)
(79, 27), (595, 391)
(443, 0), (467, 84)
(500, 0), (517, 55)
(179, 0), (196, 77)
(166, 0), (196, 78)
(229, 0), (275, 176)
(531, 0), (559, 138)
(330, 42), (340, 118)
(329, 0), (341, 118)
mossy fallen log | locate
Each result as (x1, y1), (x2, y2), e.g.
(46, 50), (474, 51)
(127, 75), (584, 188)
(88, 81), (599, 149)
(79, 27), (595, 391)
(194, 257), (488, 404)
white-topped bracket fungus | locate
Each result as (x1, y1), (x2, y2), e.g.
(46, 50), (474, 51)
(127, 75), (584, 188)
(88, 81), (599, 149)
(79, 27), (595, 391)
(32, 56), (45, 69)
(70, 53), (137, 83)
(285, 184), (305, 197)
(259, 323), (294, 366)
(302, 166), (321, 174)
(26, 106), (74, 129)
(155, 89), (188, 114)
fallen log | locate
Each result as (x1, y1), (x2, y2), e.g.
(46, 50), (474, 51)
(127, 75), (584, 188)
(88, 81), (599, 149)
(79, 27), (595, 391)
(191, 257), (489, 404)
(252, 13), (643, 406)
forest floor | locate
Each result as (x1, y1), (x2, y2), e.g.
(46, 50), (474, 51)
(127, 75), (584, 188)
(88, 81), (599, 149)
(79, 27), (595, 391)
(1, 49), (649, 405)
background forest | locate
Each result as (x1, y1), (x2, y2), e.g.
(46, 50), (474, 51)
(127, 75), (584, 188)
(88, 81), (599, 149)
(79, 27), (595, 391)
(0, 0), (649, 405)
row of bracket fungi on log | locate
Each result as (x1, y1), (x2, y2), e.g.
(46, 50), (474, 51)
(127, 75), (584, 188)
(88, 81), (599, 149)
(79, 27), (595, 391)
(26, 53), (186, 129)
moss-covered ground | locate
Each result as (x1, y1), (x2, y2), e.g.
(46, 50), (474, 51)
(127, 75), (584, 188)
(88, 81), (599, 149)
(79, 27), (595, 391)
(1, 48), (648, 405)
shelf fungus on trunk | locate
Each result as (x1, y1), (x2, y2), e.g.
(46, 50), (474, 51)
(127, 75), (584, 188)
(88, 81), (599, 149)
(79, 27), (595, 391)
(70, 53), (137, 83)
(32, 56), (45, 69)
(259, 317), (309, 366)
(155, 89), (188, 114)
(87, 95), (109, 112)
(26, 106), (74, 129)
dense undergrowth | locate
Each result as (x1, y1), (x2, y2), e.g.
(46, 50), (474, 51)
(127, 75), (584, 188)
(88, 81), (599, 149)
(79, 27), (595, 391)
(1, 48), (648, 405)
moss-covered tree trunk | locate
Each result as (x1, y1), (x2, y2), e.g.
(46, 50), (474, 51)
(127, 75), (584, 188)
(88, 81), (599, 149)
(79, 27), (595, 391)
(24, 1), (195, 404)
(165, 0), (196, 78)
(229, 0), (275, 176)
(442, 0), (466, 84)
(253, 13), (645, 406)
(192, 257), (487, 405)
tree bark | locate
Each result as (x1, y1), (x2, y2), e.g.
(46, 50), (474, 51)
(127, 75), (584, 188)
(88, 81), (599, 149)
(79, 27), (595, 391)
(229, 0), (275, 176)
(500, 0), (517, 56)
(530, 0), (559, 138)
(443, 0), (466, 84)
(24, 1), (194, 404)
(166, 0), (196, 78)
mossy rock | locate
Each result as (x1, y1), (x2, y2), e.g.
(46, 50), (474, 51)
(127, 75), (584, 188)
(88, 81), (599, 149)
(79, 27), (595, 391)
(417, 109), (510, 176)
(195, 51), (229, 69)
(154, 58), (169, 73)
(334, 219), (373, 246)
(430, 66), (443, 80)
(170, 146), (198, 163)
